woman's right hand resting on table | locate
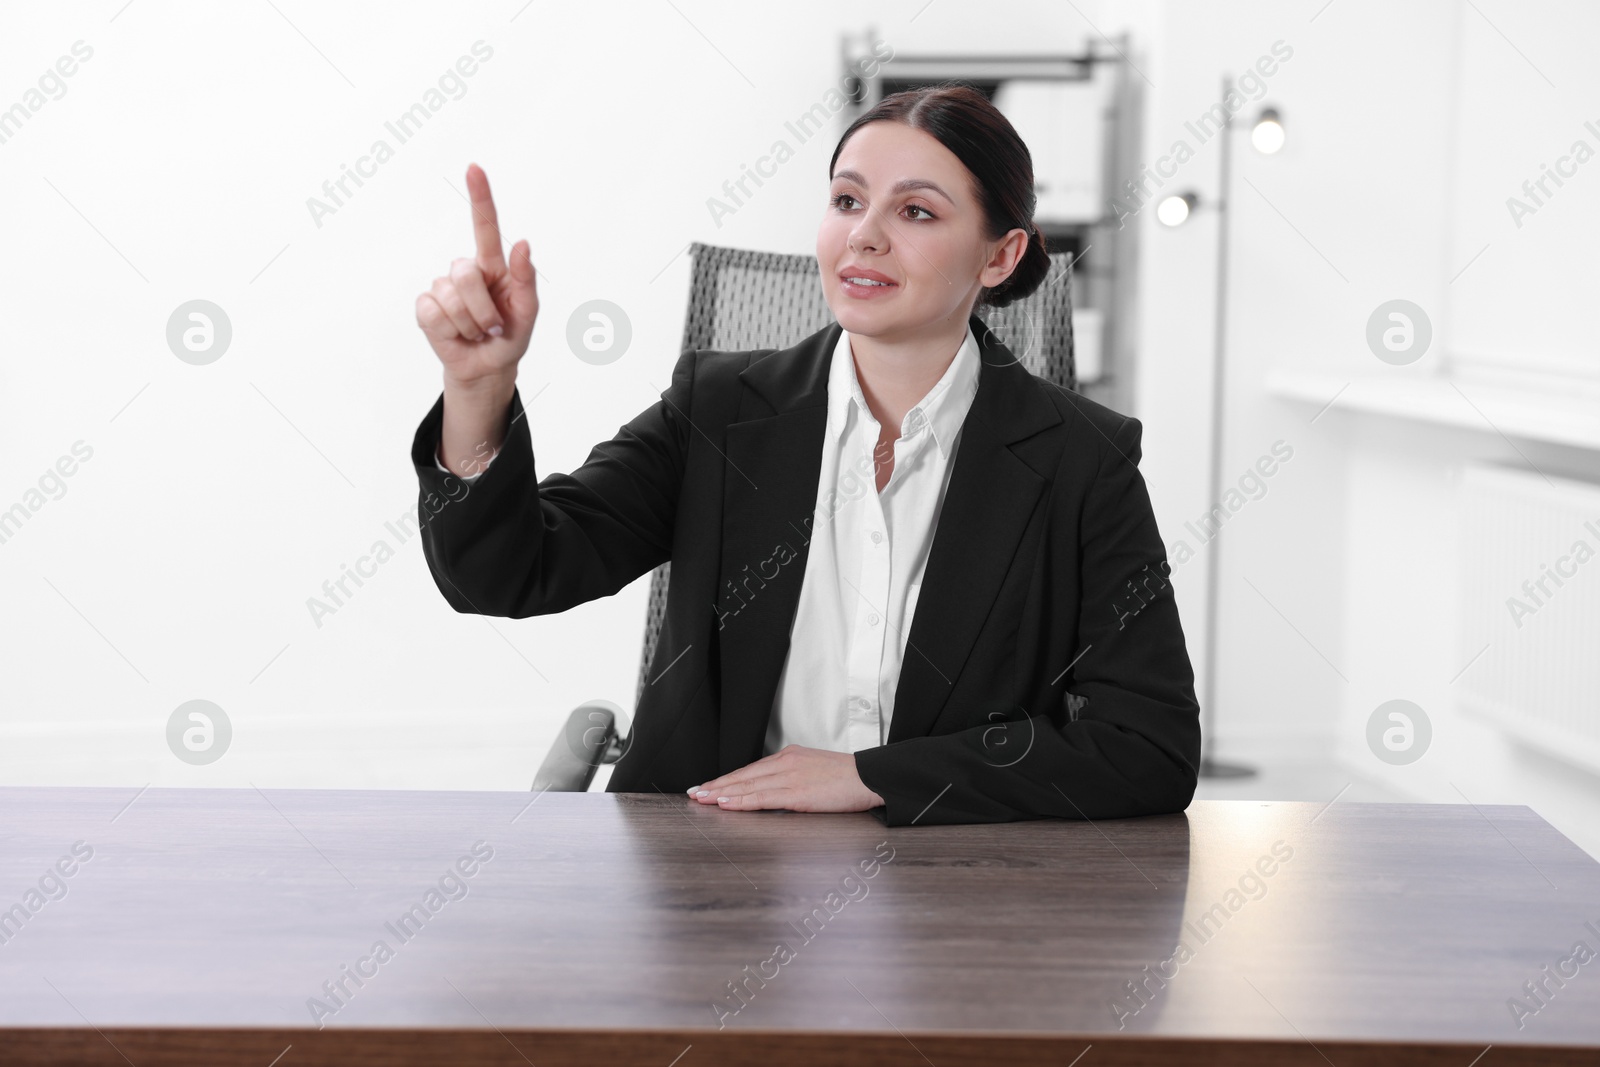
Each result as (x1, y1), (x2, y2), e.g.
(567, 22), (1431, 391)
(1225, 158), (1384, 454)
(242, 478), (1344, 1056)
(416, 162), (540, 478)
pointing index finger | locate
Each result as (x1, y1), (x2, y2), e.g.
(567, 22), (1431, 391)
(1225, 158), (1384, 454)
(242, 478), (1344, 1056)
(466, 163), (506, 277)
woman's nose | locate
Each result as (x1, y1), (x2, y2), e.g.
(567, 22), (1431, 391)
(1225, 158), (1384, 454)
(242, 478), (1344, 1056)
(851, 223), (889, 252)
(848, 216), (886, 254)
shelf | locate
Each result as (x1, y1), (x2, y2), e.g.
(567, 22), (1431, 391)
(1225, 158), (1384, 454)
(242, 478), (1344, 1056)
(1265, 369), (1600, 453)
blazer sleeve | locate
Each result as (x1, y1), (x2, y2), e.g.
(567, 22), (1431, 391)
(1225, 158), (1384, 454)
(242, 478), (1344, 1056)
(852, 415), (1203, 827)
(409, 347), (697, 619)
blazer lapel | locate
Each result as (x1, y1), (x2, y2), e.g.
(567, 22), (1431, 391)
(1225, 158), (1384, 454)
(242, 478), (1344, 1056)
(715, 322), (836, 770)
(714, 313), (1063, 770)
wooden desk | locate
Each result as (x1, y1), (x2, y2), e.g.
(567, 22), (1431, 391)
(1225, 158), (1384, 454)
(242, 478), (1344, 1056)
(2, 787), (1598, 1065)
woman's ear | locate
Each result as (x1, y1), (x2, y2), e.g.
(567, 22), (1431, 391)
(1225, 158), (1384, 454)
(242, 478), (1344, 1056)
(981, 227), (1031, 290)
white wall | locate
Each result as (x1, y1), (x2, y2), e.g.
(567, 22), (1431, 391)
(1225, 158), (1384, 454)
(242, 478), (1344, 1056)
(1445, 2), (1600, 385)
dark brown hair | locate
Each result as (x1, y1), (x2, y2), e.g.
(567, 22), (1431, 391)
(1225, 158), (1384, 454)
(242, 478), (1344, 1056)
(828, 84), (1049, 309)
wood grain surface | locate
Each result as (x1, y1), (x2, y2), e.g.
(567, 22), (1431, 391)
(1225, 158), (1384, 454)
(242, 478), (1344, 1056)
(1, 787), (1598, 1065)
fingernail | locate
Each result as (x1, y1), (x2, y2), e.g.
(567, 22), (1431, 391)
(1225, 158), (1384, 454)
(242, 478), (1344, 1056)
(716, 797), (729, 803)
(695, 790), (709, 798)
(487, 325), (503, 337)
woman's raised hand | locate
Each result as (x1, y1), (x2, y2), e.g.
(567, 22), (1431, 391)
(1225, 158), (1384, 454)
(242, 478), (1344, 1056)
(416, 163), (538, 390)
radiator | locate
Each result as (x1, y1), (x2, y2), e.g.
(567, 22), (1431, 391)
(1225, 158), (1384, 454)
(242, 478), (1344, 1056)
(1457, 464), (1600, 773)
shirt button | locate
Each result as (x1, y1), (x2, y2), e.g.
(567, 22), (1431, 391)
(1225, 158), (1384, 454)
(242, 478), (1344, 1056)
(868, 613), (880, 626)
(871, 530), (883, 544)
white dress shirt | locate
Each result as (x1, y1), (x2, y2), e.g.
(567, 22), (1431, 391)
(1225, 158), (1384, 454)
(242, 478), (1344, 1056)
(764, 324), (980, 756)
(435, 323), (982, 758)
(436, 448), (490, 481)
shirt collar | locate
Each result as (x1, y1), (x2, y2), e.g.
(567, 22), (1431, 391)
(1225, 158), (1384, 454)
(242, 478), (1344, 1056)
(826, 323), (981, 461)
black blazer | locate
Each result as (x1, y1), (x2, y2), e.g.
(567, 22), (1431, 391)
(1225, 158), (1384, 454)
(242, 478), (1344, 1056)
(410, 311), (1202, 826)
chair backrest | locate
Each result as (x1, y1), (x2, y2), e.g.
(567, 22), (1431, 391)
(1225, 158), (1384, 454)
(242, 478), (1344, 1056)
(633, 241), (1077, 706)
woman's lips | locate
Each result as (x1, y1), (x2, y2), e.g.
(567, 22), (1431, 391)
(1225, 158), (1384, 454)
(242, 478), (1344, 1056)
(840, 275), (898, 299)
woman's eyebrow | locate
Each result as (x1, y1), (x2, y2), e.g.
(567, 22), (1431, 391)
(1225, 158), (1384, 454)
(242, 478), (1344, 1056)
(831, 169), (954, 204)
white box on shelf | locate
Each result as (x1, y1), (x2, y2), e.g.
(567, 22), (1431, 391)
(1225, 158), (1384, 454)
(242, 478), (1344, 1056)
(1072, 306), (1103, 383)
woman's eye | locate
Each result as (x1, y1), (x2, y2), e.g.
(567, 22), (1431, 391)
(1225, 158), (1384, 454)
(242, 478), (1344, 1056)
(831, 193), (934, 221)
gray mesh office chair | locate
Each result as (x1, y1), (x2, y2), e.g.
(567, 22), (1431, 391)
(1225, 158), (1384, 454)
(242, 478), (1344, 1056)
(533, 241), (1078, 792)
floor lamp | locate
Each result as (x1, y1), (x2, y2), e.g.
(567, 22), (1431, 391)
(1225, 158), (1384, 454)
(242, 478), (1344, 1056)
(1156, 78), (1285, 780)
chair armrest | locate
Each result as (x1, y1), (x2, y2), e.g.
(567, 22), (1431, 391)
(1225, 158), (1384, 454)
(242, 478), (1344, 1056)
(532, 701), (624, 793)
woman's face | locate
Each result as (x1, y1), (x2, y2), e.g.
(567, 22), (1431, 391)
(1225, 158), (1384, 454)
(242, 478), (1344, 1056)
(818, 121), (1026, 341)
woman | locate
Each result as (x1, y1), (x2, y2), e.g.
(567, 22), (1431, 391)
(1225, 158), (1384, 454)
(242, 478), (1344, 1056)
(411, 86), (1201, 826)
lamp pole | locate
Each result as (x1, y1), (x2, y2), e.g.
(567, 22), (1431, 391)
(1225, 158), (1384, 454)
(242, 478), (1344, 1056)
(1199, 74), (1256, 780)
